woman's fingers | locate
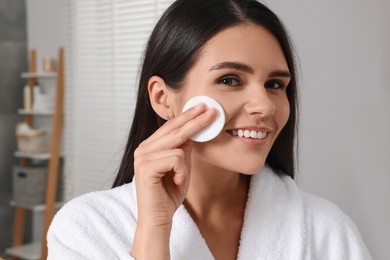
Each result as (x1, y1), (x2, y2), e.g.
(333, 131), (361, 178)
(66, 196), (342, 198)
(135, 150), (191, 193)
(150, 103), (206, 140)
(135, 148), (187, 171)
(137, 106), (216, 156)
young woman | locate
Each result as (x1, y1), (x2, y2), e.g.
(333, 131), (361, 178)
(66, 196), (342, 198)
(48, 0), (372, 259)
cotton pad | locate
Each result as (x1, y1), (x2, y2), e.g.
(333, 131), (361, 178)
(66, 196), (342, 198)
(182, 95), (225, 142)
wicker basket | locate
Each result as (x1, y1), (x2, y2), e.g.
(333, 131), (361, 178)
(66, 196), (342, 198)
(16, 128), (49, 153)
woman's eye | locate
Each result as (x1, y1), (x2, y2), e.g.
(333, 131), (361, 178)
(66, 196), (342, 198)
(218, 76), (240, 86)
(265, 80), (284, 89)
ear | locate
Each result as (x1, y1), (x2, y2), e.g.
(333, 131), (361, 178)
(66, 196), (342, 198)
(148, 76), (173, 120)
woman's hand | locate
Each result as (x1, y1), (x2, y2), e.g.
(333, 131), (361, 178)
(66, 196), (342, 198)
(131, 103), (216, 259)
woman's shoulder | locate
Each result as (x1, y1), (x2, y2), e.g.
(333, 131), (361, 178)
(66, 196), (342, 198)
(48, 181), (138, 237)
(259, 167), (372, 259)
(47, 182), (138, 259)
(56, 181), (137, 219)
(298, 190), (372, 259)
(300, 190), (351, 224)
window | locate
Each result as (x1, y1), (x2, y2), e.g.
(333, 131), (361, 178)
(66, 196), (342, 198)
(64, 0), (174, 199)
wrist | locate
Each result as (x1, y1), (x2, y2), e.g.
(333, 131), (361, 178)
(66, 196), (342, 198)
(131, 221), (172, 259)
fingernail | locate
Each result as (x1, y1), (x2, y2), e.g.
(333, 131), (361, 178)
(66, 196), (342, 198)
(193, 103), (204, 111)
(204, 108), (216, 115)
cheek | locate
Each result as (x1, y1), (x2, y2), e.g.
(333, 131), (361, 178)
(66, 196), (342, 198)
(170, 91), (187, 116)
(171, 85), (210, 116)
(277, 96), (290, 129)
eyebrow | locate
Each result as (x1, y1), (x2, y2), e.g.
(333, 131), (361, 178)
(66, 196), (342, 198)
(268, 70), (291, 78)
(209, 61), (254, 74)
(209, 61), (291, 78)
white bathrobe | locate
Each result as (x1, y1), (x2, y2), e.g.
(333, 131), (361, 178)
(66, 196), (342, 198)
(47, 166), (372, 259)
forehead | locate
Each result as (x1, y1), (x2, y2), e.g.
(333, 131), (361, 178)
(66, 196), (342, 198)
(194, 23), (288, 73)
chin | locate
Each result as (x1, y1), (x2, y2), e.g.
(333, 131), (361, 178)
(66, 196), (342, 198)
(237, 161), (266, 175)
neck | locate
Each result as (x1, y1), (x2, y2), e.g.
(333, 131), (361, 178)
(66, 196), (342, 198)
(184, 158), (251, 223)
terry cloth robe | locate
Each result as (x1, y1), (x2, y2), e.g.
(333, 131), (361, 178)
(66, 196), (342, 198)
(47, 166), (372, 260)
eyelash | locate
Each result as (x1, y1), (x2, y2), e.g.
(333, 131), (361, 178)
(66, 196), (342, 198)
(218, 76), (286, 90)
(218, 75), (241, 87)
(264, 80), (286, 90)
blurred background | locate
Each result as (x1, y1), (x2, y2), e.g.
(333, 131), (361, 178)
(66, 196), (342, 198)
(0, 0), (389, 259)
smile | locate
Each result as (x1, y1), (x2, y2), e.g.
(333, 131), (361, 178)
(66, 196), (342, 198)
(226, 129), (268, 139)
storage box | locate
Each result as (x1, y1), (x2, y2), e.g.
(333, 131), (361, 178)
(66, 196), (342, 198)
(12, 165), (63, 207)
(16, 130), (50, 153)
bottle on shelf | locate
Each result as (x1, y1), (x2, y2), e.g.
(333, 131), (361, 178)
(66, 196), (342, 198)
(23, 85), (32, 111)
(32, 84), (55, 113)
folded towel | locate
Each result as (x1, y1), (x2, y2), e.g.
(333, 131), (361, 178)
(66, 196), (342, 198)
(47, 166), (372, 259)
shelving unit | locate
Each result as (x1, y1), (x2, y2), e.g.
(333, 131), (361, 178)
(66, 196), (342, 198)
(17, 109), (54, 116)
(21, 72), (57, 79)
(6, 48), (64, 260)
(14, 151), (51, 160)
(10, 201), (63, 212)
(6, 242), (41, 260)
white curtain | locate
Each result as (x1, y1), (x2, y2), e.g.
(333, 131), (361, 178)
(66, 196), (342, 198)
(64, 0), (174, 200)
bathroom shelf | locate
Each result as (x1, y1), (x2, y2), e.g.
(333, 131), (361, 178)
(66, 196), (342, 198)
(14, 151), (51, 160)
(21, 72), (57, 79)
(6, 242), (41, 260)
(9, 200), (63, 212)
(18, 109), (54, 116)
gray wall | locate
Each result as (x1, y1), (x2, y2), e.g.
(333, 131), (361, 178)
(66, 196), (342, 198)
(26, 0), (66, 70)
(0, 0), (27, 254)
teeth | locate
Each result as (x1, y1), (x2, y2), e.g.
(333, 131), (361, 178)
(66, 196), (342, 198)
(250, 130), (257, 138)
(228, 129), (267, 139)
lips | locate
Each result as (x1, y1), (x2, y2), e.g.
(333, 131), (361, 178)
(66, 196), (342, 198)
(226, 129), (268, 139)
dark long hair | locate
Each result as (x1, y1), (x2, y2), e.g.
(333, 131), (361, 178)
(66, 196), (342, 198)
(113, 0), (298, 187)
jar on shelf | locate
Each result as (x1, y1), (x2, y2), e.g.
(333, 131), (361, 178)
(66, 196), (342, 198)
(42, 57), (56, 72)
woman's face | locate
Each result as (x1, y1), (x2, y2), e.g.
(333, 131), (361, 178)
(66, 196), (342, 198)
(172, 24), (291, 174)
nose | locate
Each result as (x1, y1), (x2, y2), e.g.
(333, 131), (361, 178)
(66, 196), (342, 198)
(243, 88), (276, 117)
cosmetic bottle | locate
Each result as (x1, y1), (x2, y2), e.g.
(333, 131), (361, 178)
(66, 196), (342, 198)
(23, 85), (32, 111)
